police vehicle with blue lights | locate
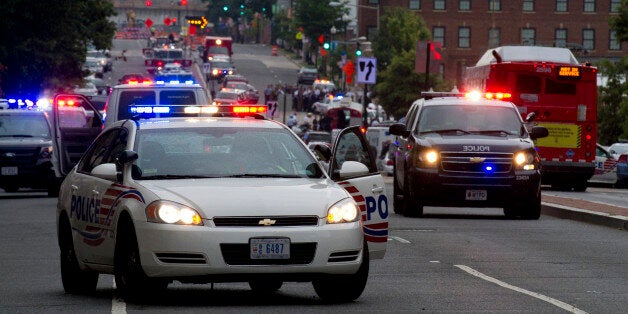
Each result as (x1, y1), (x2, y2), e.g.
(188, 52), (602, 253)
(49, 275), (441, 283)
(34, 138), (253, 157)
(51, 91), (389, 301)
(388, 91), (549, 219)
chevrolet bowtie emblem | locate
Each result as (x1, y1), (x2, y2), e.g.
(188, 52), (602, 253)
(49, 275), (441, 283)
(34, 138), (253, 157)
(469, 157), (486, 163)
(258, 218), (276, 226)
(4, 152), (16, 158)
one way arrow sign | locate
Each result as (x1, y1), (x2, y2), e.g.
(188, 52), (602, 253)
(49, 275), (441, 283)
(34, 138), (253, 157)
(357, 57), (377, 84)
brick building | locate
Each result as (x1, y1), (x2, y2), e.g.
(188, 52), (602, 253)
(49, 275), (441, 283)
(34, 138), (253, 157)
(356, 0), (626, 87)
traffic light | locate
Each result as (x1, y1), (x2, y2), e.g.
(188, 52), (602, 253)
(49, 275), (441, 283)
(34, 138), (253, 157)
(145, 0), (152, 6)
(323, 35), (330, 50)
(223, 5), (228, 12)
(179, 0), (187, 5)
(356, 42), (362, 56)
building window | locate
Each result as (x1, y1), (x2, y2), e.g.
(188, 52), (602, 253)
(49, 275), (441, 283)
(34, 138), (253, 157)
(610, 30), (621, 50)
(368, 0), (380, 4)
(523, 0), (534, 11)
(458, 27), (470, 48)
(583, 0), (595, 12)
(488, 28), (500, 48)
(459, 0), (471, 10)
(554, 29), (567, 47)
(556, 0), (568, 12)
(489, 0), (501, 11)
(409, 0), (421, 10)
(434, 0), (445, 10)
(611, 0), (621, 12)
(583, 29), (595, 50)
(433, 26), (445, 47)
(521, 28), (536, 45)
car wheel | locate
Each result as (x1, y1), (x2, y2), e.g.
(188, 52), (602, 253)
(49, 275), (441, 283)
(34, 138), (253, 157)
(59, 214), (98, 294)
(522, 193), (542, 220)
(573, 181), (587, 192)
(248, 280), (283, 293)
(114, 216), (167, 300)
(402, 175), (424, 217)
(3, 185), (18, 193)
(392, 167), (403, 214)
(312, 241), (369, 303)
(47, 173), (60, 197)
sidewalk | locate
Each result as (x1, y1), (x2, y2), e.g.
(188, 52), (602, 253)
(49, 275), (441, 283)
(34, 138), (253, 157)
(381, 175), (628, 230)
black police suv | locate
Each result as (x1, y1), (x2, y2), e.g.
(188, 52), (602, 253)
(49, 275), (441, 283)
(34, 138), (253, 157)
(389, 93), (549, 219)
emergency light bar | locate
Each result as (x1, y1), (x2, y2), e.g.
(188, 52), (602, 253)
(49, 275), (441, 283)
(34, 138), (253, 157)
(421, 91), (512, 101)
(232, 106), (267, 113)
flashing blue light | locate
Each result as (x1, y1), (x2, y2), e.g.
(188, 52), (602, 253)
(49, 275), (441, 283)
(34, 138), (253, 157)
(483, 164), (495, 173)
(169, 80), (180, 84)
(129, 106), (171, 114)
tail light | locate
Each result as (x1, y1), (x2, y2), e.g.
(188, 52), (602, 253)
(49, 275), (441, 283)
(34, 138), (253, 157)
(618, 154), (628, 163)
(386, 159), (393, 166)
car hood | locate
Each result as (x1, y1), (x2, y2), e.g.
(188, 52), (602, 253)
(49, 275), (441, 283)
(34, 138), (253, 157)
(138, 178), (350, 218)
(420, 134), (534, 153)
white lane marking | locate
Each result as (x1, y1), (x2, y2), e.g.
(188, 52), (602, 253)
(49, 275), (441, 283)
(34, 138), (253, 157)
(111, 278), (126, 314)
(455, 265), (588, 314)
(388, 236), (411, 243)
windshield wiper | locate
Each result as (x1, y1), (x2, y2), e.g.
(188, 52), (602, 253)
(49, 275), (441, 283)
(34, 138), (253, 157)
(140, 174), (219, 180)
(476, 129), (514, 135)
(222, 174), (303, 178)
(420, 129), (471, 135)
(0, 134), (34, 138)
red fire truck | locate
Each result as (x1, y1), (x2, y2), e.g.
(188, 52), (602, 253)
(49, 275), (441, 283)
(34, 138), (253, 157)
(143, 46), (193, 75)
(463, 46), (597, 191)
(203, 36), (233, 61)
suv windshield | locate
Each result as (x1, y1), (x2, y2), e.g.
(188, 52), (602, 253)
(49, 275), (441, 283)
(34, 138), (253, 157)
(0, 113), (50, 138)
(117, 90), (199, 120)
(417, 105), (523, 135)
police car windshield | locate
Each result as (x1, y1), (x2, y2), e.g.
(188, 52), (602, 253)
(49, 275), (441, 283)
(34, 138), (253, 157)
(417, 105), (522, 136)
(134, 127), (321, 179)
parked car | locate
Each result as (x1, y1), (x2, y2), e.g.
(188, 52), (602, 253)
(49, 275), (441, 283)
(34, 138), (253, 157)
(589, 143), (618, 185)
(608, 142), (628, 160)
(297, 67), (318, 85)
(72, 82), (98, 97)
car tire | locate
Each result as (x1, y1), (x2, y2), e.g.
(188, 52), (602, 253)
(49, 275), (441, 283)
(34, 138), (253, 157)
(402, 175), (424, 217)
(3, 185), (19, 193)
(503, 193), (541, 220)
(248, 280), (283, 293)
(47, 173), (60, 197)
(114, 216), (167, 300)
(59, 214), (98, 294)
(312, 240), (369, 303)
(392, 167), (404, 215)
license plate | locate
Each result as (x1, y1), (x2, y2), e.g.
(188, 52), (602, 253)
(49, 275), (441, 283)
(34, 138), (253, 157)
(250, 238), (290, 259)
(466, 190), (487, 201)
(1, 167), (18, 176)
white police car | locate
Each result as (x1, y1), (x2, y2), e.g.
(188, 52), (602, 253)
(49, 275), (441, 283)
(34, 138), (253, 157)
(55, 111), (388, 302)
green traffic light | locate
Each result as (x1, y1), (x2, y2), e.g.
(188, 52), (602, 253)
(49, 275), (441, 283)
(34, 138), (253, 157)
(323, 42), (330, 50)
(356, 50), (362, 56)
(223, 5), (228, 11)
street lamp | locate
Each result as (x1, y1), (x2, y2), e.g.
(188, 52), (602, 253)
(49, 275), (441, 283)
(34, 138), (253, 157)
(329, 1), (380, 34)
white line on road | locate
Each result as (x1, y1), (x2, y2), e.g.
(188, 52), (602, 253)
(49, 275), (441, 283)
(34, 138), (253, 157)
(388, 236), (411, 243)
(455, 265), (587, 314)
(111, 278), (126, 314)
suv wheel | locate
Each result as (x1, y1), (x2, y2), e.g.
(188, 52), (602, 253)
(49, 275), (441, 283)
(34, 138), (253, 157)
(392, 167), (404, 214)
(401, 175), (424, 217)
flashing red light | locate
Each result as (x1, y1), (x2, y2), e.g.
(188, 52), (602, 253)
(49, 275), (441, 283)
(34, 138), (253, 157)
(57, 99), (77, 107)
(232, 106), (267, 113)
(484, 92), (512, 100)
(585, 134), (592, 140)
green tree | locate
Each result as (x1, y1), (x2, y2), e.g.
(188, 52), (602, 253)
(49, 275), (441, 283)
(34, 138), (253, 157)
(0, 0), (116, 99)
(598, 0), (628, 144)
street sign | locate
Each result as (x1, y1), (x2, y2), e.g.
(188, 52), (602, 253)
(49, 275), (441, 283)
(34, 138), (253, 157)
(357, 57), (377, 84)
(202, 62), (211, 74)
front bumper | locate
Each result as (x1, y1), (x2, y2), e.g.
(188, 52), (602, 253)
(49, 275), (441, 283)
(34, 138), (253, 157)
(135, 218), (364, 281)
(408, 168), (541, 207)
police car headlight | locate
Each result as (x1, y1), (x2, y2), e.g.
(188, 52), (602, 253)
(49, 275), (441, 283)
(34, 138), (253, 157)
(327, 198), (359, 224)
(212, 69), (218, 75)
(146, 201), (203, 225)
(415, 149), (439, 168)
(514, 151), (535, 170)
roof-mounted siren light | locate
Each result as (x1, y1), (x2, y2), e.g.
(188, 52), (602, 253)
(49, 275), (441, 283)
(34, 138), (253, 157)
(492, 50), (502, 64)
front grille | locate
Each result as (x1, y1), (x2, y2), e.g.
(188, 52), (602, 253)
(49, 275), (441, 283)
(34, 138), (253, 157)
(0, 147), (40, 166)
(213, 216), (319, 227)
(155, 252), (207, 264)
(440, 152), (513, 174)
(328, 250), (360, 263)
(220, 243), (317, 265)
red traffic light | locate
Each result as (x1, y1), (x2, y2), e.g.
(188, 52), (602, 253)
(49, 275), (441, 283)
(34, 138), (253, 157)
(318, 35), (324, 44)
(146, 0), (152, 6)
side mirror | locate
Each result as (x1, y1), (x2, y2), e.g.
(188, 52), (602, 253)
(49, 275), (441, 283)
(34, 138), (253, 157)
(312, 144), (331, 161)
(337, 161), (369, 178)
(116, 150), (139, 166)
(526, 112), (537, 122)
(529, 126), (549, 140)
(389, 123), (410, 137)
(91, 163), (118, 181)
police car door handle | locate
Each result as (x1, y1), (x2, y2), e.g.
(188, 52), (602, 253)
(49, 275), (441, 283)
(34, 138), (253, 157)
(371, 186), (384, 194)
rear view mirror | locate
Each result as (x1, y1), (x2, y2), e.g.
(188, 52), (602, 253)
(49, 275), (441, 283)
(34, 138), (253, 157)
(529, 126), (549, 140)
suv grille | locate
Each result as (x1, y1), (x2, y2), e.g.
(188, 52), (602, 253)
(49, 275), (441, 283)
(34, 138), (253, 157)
(213, 216), (319, 227)
(0, 147), (40, 166)
(440, 152), (513, 174)
(220, 243), (317, 265)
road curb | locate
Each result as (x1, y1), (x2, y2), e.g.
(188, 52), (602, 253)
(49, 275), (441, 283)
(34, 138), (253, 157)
(542, 202), (628, 230)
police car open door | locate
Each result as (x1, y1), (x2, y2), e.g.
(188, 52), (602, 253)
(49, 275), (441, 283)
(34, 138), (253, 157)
(51, 94), (103, 180)
(329, 126), (388, 259)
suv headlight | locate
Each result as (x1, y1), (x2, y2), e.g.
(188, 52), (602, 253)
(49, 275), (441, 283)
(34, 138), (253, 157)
(414, 149), (439, 168)
(514, 151), (536, 170)
(327, 198), (359, 224)
(39, 146), (53, 159)
(146, 200), (203, 225)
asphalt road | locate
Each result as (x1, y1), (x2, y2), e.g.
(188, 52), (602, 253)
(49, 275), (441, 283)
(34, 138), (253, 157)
(1, 39), (626, 312)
